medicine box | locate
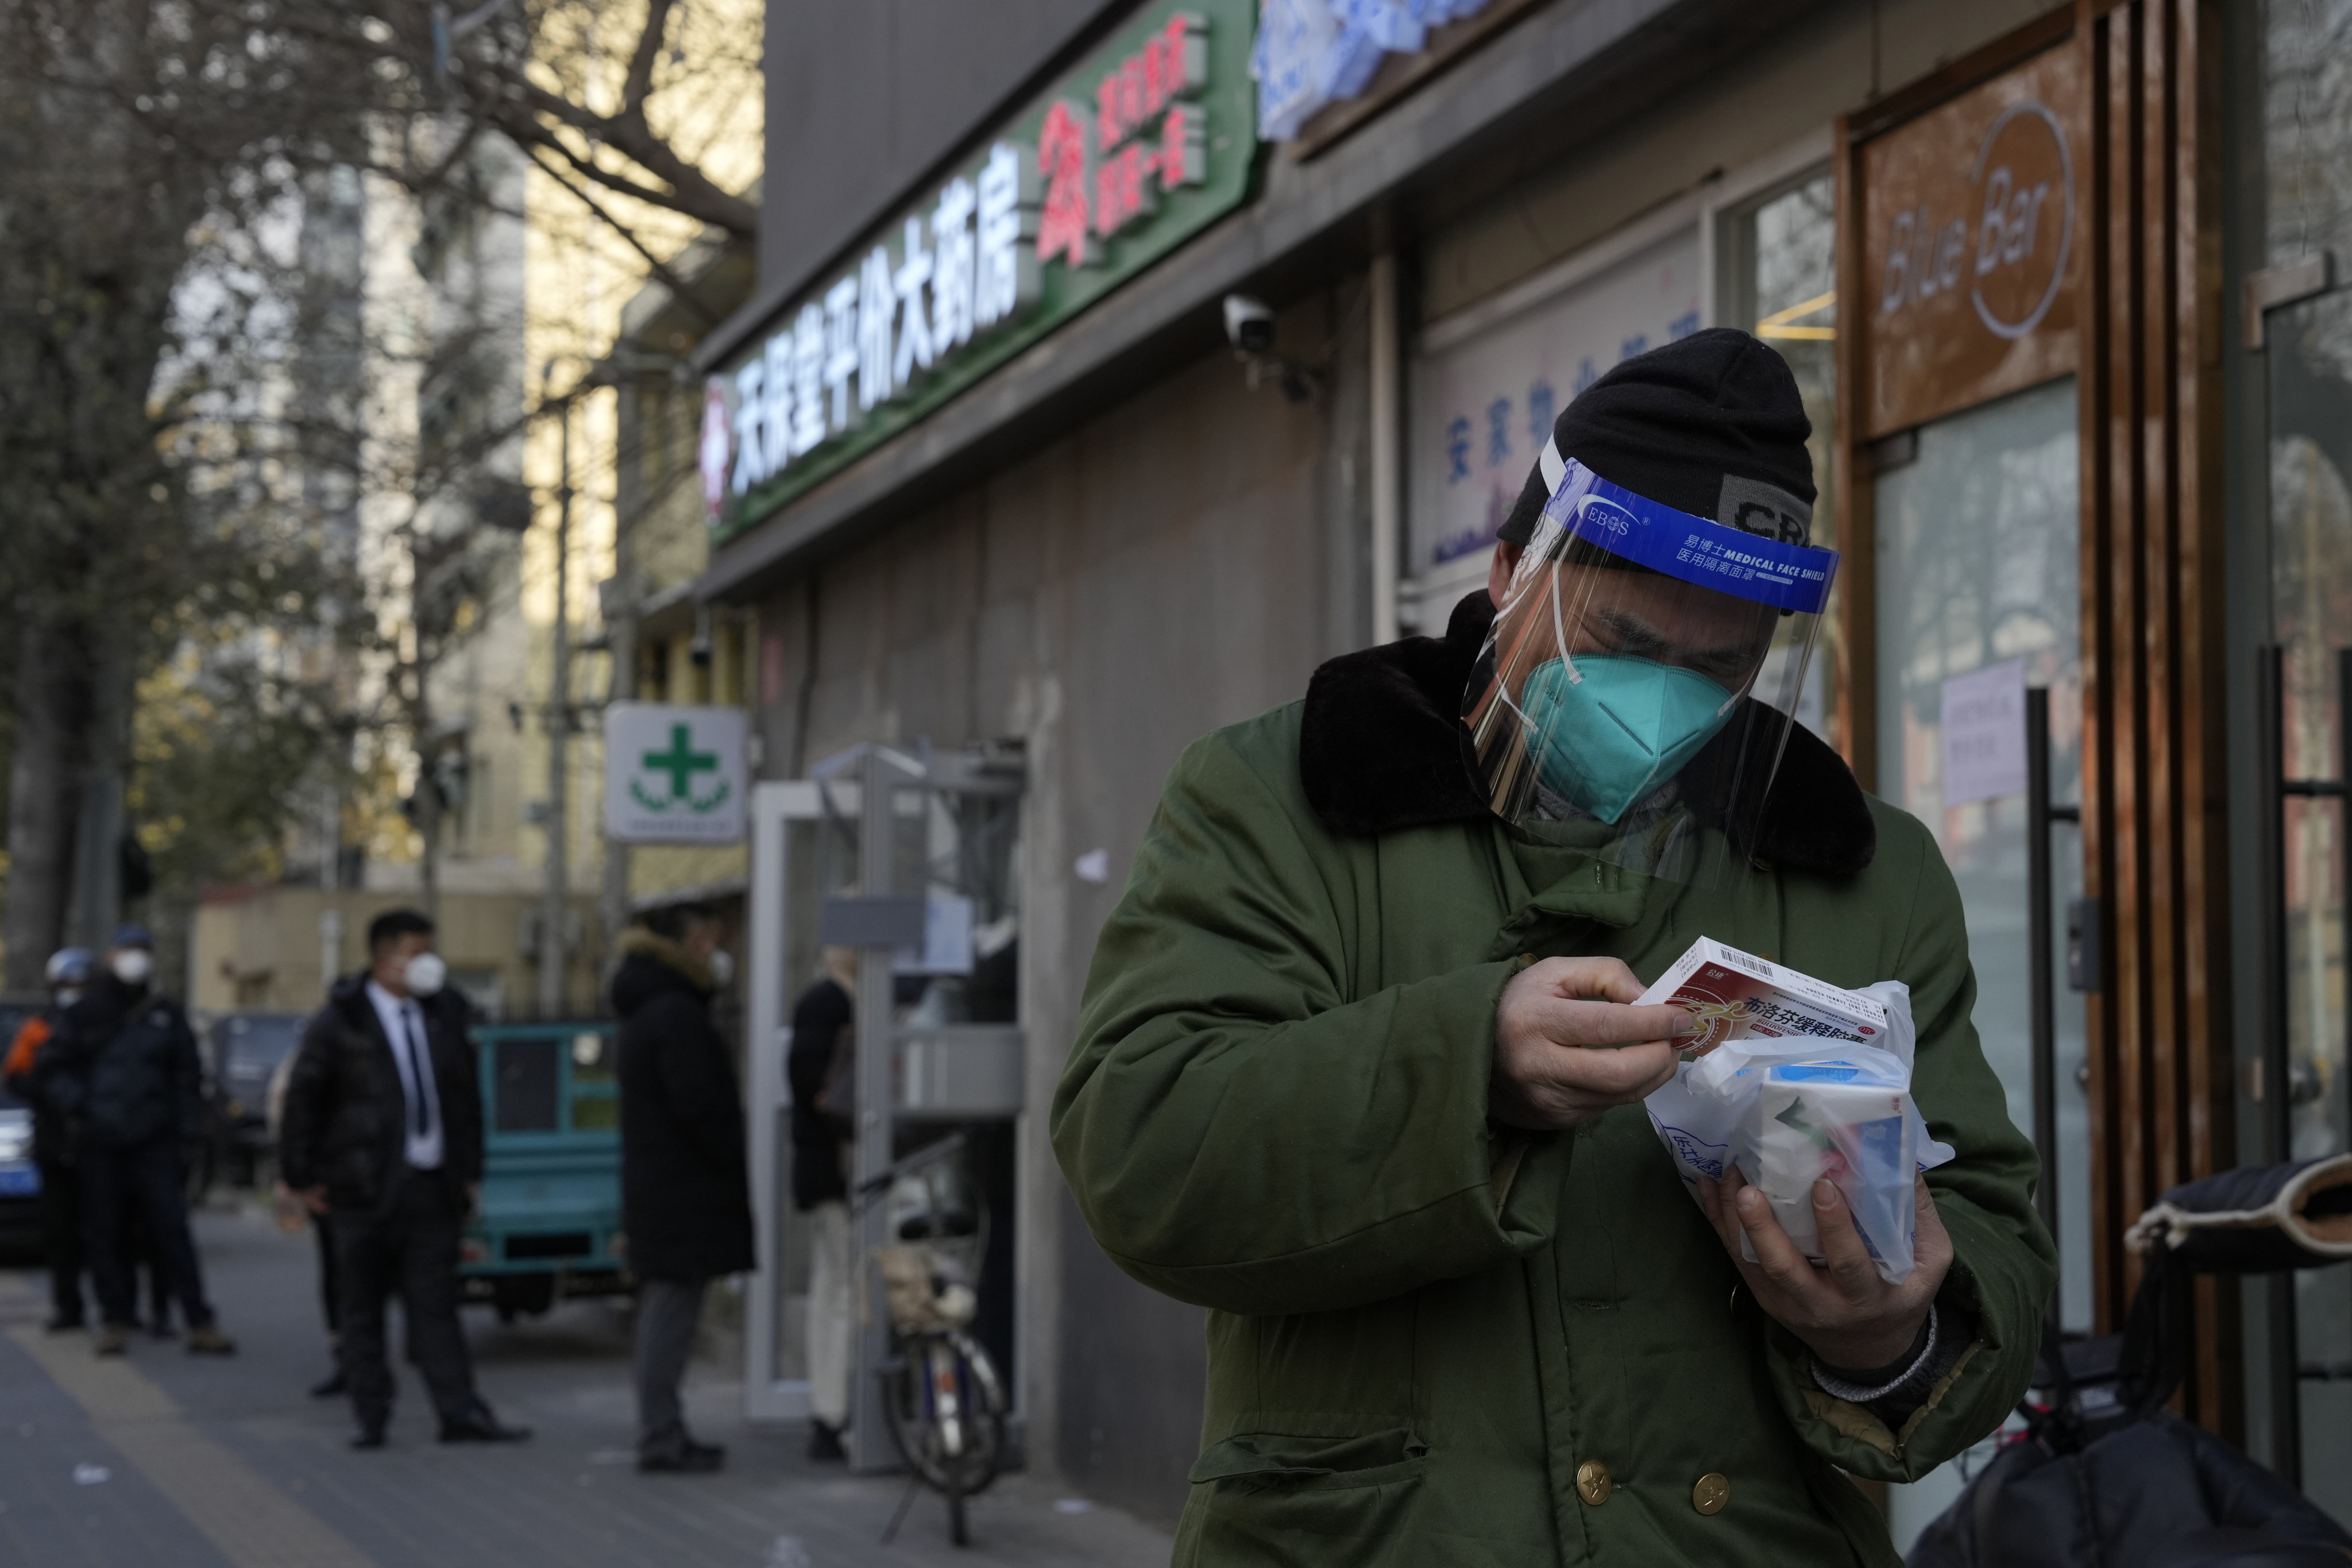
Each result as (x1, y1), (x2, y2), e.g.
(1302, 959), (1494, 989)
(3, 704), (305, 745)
(1633, 936), (1888, 1058)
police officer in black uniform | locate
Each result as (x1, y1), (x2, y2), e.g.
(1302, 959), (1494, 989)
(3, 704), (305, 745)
(43, 925), (235, 1357)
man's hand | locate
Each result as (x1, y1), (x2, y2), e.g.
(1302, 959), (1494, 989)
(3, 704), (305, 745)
(1490, 957), (1691, 1130)
(295, 1183), (330, 1217)
(1699, 1164), (1952, 1370)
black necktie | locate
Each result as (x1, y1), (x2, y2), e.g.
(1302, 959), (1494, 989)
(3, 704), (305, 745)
(401, 1007), (434, 1144)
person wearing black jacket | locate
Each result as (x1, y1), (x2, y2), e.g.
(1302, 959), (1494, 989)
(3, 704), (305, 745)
(612, 903), (754, 1474)
(786, 945), (857, 1460)
(280, 908), (528, 1450)
(41, 925), (234, 1357)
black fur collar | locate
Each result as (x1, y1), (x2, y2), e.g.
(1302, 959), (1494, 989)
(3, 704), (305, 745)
(1299, 592), (1876, 876)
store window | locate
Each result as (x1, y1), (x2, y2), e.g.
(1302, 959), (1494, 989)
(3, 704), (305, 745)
(2262, 0), (2352, 1517)
(1718, 170), (1837, 739)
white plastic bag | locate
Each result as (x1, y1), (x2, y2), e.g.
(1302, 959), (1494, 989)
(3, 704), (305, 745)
(1644, 980), (1955, 1283)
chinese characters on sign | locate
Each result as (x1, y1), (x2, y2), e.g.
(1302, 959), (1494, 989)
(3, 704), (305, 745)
(705, 1), (1256, 541)
(728, 140), (1040, 499)
(1412, 231), (1701, 573)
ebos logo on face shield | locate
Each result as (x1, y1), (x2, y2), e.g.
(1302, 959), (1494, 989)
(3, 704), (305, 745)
(1574, 496), (1636, 538)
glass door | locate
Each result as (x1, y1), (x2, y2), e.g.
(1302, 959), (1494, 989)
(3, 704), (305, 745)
(743, 779), (854, 1421)
(2265, 286), (2352, 1524)
(1869, 376), (2084, 1547)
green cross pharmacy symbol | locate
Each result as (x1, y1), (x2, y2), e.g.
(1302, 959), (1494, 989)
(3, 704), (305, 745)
(628, 724), (732, 815)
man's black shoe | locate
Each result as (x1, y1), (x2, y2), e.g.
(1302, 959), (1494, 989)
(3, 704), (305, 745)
(807, 1419), (847, 1462)
(638, 1442), (725, 1474)
(350, 1428), (386, 1451)
(310, 1368), (347, 1399)
(439, 1408), (531, 1443)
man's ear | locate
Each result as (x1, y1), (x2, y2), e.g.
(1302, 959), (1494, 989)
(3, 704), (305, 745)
(1486, 543), (1524, 608)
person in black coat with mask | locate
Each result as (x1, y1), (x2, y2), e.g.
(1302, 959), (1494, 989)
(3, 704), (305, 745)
(281, 908), (528, 1450)
(613, 902), (754, 1474)
(41, 925), (234, 1357)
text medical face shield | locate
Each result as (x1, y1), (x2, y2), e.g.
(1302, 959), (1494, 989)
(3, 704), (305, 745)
(1463, 458), (1840, 886)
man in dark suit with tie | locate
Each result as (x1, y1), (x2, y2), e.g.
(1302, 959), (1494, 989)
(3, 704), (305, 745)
(280, 908), (530, 1450)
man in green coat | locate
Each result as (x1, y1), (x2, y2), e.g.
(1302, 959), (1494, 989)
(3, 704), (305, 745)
(1054, 330), (2054, 1566)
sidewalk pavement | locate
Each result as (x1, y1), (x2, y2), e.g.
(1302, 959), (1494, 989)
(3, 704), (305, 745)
(0, 1199), (1172, 1568)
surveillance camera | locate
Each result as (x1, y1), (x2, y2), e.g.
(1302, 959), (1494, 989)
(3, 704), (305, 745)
(1223, 294), (1276, 355)
(689, 632), (713, 668)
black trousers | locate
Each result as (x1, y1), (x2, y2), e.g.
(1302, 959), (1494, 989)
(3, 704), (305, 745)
(633, 1276), (707, 1455)
(312, 1217), (339, 1333)
(333, 1170), (479, 1430)
(36, 1157), (86, 1325)
(80, 1138), (213, 1330)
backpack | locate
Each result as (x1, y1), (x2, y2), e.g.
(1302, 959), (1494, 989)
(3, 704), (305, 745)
(1909, 1156), (2352, 1568)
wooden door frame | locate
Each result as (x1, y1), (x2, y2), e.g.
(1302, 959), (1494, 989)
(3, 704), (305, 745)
(1830, 0), (2239, 1438)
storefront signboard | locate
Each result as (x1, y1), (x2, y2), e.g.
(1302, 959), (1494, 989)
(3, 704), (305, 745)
(702, 0), (1259, 544)
(604, 702), (748, 844)
(1859, 43), (2081, 438)
(1409, 228), (1701, 576)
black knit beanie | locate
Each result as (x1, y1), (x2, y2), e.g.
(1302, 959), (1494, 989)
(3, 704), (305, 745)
(1496, 327), (1816, 549)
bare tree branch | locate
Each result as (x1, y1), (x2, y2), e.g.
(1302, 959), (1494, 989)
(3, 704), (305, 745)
(516, 141), (720, 327)
(493, 74), (756, 238)
(619, 0), (678, 118)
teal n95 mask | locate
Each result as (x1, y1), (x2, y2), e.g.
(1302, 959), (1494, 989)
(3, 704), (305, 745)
(1516, 655), (1738, 824)
(1464, 456), (1839, 885)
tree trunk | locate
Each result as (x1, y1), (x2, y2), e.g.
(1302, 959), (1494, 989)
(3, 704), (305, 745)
(3, 617), (88, 990)
(64, 632), (133, 952)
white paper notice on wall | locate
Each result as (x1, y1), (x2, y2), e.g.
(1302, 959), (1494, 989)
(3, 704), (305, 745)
(909, 893), (976, 976)
(1940, 658), (2029, 806)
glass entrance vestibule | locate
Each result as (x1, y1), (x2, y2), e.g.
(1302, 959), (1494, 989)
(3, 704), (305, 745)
(739, 747), (1026, 1470)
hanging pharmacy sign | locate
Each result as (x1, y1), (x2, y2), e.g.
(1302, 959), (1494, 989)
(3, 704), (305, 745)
(704, 0), (1258, 543)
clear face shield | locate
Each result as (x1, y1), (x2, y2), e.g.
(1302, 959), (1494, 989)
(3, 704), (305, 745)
(1463, 458), (1839, 886)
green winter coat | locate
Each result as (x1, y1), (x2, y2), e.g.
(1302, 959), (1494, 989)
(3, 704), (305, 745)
(1053, 600), (2054, 1567)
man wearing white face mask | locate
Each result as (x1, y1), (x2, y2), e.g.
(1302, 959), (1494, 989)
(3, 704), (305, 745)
(612, 901), (754, 1473)
(281, 908), (530, 1450)
(43, 924), (234, 1357)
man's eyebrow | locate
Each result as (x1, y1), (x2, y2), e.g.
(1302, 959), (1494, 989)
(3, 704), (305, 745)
(1592, 605), (1766, 666)
(1592, 607), (1671, 652)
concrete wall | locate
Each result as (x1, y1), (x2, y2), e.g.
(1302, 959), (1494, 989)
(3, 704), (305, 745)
(747, 285), (1369, 1524)
(759, 0), (1121, 302)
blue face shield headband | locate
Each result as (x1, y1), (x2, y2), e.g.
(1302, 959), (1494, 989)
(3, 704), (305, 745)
(1476, 459), (1840, 830)
(1535, 461), (1837, 616)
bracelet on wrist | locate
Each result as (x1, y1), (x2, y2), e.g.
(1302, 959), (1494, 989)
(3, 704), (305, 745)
(1810, 1304), (1940, 1405)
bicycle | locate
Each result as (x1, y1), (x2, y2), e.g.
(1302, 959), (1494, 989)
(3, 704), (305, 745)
(860, 1133), (1009, 1547)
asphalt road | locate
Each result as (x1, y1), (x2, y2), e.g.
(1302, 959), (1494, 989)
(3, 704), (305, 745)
(0, 1198), (1171, 1568)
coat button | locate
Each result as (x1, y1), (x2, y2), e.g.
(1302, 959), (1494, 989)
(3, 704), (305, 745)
(1693, 1472), (1729, 1515)
(1575, 1459), (1612, 1506)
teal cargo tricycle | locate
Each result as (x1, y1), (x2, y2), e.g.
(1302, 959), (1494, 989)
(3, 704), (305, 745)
(461, 1022), (631, 1320)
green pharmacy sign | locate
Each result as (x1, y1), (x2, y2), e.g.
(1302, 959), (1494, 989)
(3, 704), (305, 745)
(604, 702), (748, 844)
(700, 0), (1260, 543)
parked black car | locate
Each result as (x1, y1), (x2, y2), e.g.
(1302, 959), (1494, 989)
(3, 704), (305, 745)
(203, 1011), (307, 1188)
